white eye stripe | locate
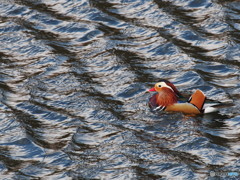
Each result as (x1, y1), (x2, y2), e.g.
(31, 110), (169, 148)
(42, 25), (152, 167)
(158, 82), (174, 92)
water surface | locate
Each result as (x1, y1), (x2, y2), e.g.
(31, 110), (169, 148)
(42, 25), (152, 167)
(0, 0), (240, 179)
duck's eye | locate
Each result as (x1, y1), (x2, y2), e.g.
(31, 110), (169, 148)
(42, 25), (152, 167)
(158, 85), (162, 87)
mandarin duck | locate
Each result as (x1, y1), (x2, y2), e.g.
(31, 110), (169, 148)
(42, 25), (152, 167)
(148, 80), (217, 114)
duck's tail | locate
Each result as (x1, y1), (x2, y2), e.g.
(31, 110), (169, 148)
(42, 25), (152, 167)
(188, 90), (206, 112)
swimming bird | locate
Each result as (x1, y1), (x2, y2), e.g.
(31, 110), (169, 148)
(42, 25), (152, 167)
(148, 80), (217, 114)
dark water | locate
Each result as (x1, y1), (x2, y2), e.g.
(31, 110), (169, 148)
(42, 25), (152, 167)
(0, 0), (240, 179)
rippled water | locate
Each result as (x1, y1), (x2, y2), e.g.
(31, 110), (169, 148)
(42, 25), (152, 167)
(0, 0), (240, 179)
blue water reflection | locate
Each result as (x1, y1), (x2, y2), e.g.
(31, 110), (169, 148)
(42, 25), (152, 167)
(0, 0), (239, 179)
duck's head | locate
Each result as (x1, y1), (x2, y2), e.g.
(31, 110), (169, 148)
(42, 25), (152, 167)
(148, 79), (181, 97)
